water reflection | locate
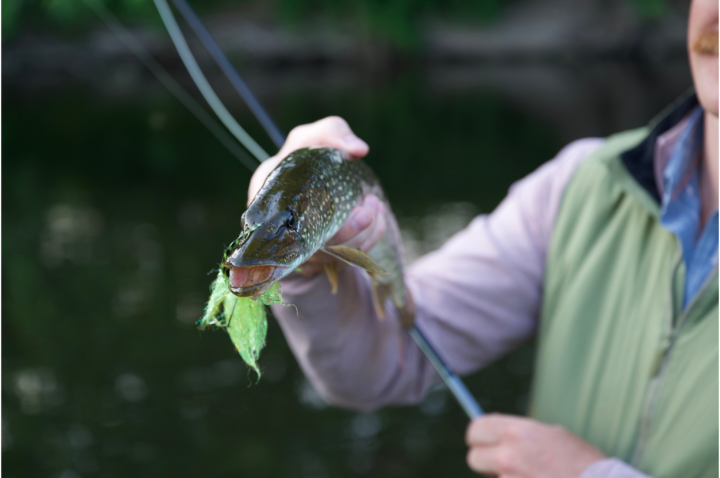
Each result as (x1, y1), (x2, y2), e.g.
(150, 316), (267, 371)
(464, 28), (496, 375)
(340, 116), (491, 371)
(115, 373), (148, 402)
(40, 204), (103, 267)
(297, 378), (329, 410)
(419, 384), (448, 416)
(176, 201), (206, 232)
(259, 352), (287, 383)
(404, 425), (432, 460)
(400, 202), (478, 264)
(346, 414), (382, 474)
(175, 292), (205, 324)
(14, 368), (65, 414)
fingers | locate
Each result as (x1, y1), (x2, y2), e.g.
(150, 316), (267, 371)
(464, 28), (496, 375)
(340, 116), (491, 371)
(280, 116), (369, 160)
(329, 195), (386, 252)
(465, 414), (521, 476)
(465, 415), (503, 447)
(466, 446), (507, 476)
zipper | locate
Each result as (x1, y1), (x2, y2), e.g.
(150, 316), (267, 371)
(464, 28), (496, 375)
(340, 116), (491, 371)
(630, 249), (717, 466)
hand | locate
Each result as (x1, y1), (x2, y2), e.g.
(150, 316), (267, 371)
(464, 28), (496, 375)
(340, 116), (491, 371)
(465, 414), (605, 478)
(246, 116), (386, 276)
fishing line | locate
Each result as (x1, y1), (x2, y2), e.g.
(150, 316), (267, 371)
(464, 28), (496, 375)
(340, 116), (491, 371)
(170, 0), (286, 149)
(84, 0), (259, 172)
(153, 0), (270, 162)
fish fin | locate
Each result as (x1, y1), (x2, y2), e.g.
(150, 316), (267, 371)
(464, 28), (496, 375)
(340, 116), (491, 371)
(324, 262), (339, 294)
(369, 282), (393, 320)
(369, 280), (386, 320)
(322, 245), (389, 276)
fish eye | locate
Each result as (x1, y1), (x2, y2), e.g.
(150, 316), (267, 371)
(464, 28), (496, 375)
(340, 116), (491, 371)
(285, 210), (297, 230)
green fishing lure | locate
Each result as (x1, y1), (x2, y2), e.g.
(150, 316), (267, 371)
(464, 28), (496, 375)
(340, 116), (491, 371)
(199, 221), (287, 377)
(199, 269), (286, 377)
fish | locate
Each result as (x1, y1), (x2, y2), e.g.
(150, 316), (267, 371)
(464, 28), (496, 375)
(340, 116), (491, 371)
(222, 147), (414, 327)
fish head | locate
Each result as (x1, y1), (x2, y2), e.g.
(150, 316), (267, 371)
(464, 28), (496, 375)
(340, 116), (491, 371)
(223, 200), (301, 297)
(223, 162), (332, 298)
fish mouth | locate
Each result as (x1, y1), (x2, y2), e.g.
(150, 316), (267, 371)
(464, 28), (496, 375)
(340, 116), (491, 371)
(228, 265), (287, 298)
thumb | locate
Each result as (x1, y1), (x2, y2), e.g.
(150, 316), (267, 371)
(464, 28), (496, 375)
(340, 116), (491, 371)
(279, 116), (369, 160)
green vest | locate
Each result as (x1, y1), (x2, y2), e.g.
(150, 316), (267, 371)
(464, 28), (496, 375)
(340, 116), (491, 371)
(531, 95), (718, 478)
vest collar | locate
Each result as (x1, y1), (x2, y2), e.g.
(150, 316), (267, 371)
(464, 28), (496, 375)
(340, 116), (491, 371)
(620, 90), (699, 203)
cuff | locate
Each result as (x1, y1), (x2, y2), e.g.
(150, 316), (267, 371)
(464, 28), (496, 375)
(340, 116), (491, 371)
(580, 458), (653, 478)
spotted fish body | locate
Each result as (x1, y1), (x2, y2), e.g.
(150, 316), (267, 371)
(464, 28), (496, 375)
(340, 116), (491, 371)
(224, 147), (413, 326)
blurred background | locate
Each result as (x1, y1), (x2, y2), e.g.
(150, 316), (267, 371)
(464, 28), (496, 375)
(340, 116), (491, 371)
(3, 0), (693, 477)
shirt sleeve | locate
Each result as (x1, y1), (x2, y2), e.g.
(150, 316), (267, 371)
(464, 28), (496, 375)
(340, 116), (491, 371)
(580, 459), (653, 478)
(271, 138), (604, 411)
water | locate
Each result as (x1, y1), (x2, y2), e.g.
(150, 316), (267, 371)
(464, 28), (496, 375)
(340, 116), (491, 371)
(3, 60), (691, 477)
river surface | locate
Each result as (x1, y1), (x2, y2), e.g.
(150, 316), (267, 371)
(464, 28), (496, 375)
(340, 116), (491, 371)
(3, 59), (691, 477)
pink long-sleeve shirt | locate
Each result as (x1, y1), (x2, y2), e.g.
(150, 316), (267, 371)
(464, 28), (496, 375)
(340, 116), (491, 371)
(270, 137), (663, 478)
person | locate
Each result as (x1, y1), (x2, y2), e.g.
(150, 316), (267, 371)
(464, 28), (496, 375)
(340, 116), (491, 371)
(247, 1), (718, 476)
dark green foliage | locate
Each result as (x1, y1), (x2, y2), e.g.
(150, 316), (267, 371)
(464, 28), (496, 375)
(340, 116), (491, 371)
(3, 0), (163, 39)
(200, 267), (286, 376)
(632, 0), (668, 18)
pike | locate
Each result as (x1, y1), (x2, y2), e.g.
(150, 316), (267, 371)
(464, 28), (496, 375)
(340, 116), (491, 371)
(206, 146), (481, 419)
(223, 147), (414, 328)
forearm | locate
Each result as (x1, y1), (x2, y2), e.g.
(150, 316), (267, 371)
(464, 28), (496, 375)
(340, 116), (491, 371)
(272, 210), (545, 411)
(273, 267), (437, 411)
(272, 218), (543, 410)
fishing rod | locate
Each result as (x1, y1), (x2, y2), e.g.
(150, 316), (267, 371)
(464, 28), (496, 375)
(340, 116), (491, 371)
(94, 0), (484, 420)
